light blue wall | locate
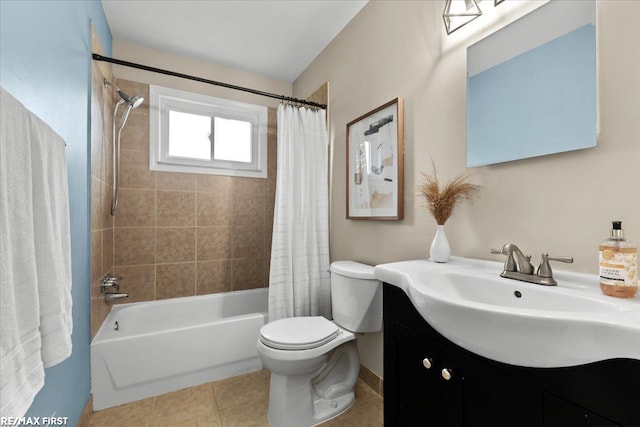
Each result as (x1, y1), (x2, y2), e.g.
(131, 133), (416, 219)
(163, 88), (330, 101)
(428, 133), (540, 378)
(0, 1), (111, 424)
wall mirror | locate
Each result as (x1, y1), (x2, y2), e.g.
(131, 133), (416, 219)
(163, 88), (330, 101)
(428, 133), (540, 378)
(466, 0), (597, 167)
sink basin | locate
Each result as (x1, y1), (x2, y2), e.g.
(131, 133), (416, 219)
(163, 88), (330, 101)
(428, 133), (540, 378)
(375, 257), (640, 368)
(441, 270), (626, 313)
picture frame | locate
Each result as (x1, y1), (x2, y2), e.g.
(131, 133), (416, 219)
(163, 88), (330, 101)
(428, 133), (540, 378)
(346, 98), (404, 220)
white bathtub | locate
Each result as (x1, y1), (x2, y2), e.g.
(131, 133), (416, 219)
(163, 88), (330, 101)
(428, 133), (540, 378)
(90, 288), (268, 410)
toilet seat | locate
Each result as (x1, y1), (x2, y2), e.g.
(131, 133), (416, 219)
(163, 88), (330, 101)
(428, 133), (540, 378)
(260, 316), (339, 350)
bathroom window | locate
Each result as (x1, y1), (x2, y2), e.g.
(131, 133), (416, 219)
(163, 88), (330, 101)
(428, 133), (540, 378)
(150, 84), (267, 178)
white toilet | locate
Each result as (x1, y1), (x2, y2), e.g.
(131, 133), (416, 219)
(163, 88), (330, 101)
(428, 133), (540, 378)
(257, 261), (382, 427)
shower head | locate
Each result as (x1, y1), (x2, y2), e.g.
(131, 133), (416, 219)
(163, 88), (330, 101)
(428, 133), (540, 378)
(104, 79), (144, 129)
(127, 95), (144, 109)
(104, 78), (144, 109)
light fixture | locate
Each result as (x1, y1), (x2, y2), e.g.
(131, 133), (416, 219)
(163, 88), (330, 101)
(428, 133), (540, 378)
(443, 0), (483, 35)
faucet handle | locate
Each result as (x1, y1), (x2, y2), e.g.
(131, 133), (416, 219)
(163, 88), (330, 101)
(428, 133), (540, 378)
(537, 253), (574, 278)
(490, 247), (517, 272)
(101, 275), (122, 292)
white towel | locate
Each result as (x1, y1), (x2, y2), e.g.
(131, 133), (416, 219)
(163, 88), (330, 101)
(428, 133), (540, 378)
(29, 95), (73, 367)
(0, 87), (73, 418)
(0, 87), (45, 417)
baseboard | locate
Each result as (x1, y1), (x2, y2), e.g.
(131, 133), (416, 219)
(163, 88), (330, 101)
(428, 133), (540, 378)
(358, 364), (383, 397)
(77, 395), (93, 427)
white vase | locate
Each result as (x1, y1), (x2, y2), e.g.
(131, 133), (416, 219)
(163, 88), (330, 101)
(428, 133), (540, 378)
(430, 224), (450, 263)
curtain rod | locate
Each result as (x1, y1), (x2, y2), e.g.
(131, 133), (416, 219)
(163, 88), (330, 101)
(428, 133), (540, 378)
(92, 53), (327, 110)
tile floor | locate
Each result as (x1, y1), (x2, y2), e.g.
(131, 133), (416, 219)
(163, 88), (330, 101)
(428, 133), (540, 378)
(88, 370), (383, 427)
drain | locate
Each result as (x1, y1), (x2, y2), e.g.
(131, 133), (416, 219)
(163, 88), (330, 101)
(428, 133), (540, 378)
(113, 321), (119, 331)
(514, 291), (522, 298)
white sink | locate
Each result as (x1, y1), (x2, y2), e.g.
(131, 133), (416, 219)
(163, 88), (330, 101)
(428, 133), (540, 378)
(375, 257), (640, 368)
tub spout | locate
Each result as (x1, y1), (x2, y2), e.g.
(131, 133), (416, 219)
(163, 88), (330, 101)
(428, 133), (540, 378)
(105, 292), (128, 303)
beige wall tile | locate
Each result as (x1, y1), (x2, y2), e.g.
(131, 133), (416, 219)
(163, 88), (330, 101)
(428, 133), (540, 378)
(91, 230), (102, 283)
(156, 262), (196, 299)
(114, 227), (155, 266)
(231, 177), (265, 195)
(197, 192), (232, 226)
(197, 227), (232, 261)
(232, 226), (264, 259)
(263, 257), (271, 288)
(267, 107), (276, 131)
(120, 149), (155, 189)
(91, 177), (102, 231)
(119, 109), (150, 152)
(197, 260), (231, 295)
(264, 194), (275, 228)
(113, 264), (156, 303)
(157, 191), (196, 226)
(232, 194), (265, 227)
(102, 228), (113, 278)
(264, 226), (273, 260)
(156, 227), (196, 263)
(91, 77), (104, 182)
(231, 258), (264, 290)
(101, 181), (113, 230)
(196, 174), (232, 193)
(114, 188), (155, 227)
(103, 135), (113, 192)
(90, 280), (105, 340)
(102, 95), (114, 152)
(157, 172), (196, 192)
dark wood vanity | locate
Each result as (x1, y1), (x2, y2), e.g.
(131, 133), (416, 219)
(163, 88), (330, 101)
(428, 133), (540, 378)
(383, 284), (640, 426)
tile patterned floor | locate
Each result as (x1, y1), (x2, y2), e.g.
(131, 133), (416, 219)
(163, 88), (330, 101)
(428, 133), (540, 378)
(88, 370), (383, 427)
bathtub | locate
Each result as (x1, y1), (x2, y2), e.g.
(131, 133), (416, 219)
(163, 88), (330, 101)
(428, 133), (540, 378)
(90, 288), (268, 410)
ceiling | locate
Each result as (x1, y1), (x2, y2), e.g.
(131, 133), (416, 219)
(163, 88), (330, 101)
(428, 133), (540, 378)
(101, 0), (368, 82)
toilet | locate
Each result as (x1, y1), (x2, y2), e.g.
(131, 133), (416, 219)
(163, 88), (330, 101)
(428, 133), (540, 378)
(257, 261), (382, 427)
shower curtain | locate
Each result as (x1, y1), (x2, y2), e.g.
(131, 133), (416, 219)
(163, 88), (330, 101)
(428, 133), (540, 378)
(268, 104), (330, 322)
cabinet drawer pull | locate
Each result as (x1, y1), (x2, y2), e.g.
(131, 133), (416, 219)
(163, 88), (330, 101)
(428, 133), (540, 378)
(422, 358), (432, 369)
(441, 368), (453, 381)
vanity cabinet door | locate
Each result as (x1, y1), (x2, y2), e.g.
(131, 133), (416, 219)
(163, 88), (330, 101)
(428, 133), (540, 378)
(388, 323), (463, 427)
(460, 353), (543, 427)
(543, 392), (623, 427)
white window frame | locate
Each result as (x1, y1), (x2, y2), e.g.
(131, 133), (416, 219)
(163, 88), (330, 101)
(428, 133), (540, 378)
(149, 84), (268, 178)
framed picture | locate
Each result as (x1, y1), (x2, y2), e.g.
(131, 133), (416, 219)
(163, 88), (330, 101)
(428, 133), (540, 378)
(346, 98), (404, 220)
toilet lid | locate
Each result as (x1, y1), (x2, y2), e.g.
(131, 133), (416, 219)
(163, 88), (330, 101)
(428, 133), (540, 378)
(260, 316), (339, 350)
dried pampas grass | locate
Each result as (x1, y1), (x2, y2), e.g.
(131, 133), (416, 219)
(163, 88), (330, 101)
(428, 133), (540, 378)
(418, 163), (480, 225)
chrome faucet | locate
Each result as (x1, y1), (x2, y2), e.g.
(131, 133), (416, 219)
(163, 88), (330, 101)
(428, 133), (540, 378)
(491, 244), (573, 286)
(104, 293), (128, 302)
(101, 275), (122, 292)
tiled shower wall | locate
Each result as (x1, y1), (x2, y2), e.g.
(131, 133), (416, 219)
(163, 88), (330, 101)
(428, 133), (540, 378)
(90, 28), (115, 337)
(109, 79), (277, 308)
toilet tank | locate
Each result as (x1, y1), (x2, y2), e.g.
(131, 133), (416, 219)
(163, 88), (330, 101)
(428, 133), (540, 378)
(330, 261), (382, 333)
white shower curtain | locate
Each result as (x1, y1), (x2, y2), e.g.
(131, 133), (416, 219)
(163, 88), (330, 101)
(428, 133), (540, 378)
(268, 104), (331, 322)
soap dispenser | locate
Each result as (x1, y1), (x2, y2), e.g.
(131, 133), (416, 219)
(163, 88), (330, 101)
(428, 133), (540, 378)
(599, 221), (638, 298)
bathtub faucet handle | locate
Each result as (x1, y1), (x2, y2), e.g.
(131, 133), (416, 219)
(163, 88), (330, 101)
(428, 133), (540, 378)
(101, 275), (122, 292)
